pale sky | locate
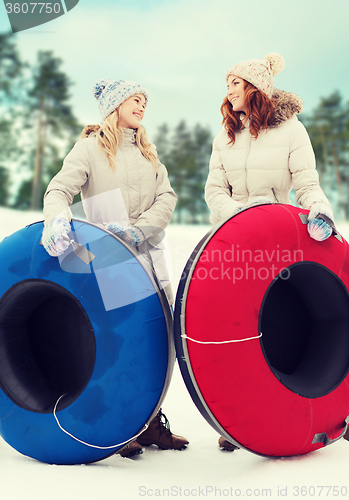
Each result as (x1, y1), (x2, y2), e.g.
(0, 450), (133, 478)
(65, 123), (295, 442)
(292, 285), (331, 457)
(1, 0), (349, 141)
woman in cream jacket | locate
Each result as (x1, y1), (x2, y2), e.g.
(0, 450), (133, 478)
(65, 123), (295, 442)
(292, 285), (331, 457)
(42, 79), (189, 457)
(205, 54), (335, 452)
(205, 53), (334, 242)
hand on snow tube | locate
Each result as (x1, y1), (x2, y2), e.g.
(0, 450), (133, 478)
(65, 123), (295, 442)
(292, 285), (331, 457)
(307, 218), (332, 242)
(42, 217), (72, 257)
(105, 222), (145, 247)
(307, 202), (334, 223)
(307, 203), (334, 242)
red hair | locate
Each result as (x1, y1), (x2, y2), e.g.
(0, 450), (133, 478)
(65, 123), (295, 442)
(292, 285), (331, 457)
(221, 81), (275, 145)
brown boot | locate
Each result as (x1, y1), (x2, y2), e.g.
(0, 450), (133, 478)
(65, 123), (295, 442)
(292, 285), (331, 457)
(344, 426), (349, 441)
(136, 409), (189, 450)
(116, 440), (143, 458)
(218, 436), (239, 451)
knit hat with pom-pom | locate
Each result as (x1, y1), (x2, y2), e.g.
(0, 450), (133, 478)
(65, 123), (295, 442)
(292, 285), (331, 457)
(93, 79), (149, 120)
(226, 53), (285, 98)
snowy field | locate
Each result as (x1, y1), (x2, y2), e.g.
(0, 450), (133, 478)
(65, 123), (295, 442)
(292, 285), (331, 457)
(1, 207), (349, 500)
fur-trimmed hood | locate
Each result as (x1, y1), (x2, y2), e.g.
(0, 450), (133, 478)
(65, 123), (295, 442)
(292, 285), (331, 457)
(80, 124), (100, 139)
(268, 89), (303, 127)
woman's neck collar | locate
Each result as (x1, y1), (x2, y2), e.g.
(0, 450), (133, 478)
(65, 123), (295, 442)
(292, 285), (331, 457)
(122, 128), (137, 142)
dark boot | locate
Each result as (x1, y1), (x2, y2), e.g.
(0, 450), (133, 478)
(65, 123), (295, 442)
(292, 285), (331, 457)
(218, 436), (239, 451)
(137, 409), (189, 450)
(117, 440), (143, 458)
(344, 426), (349, 441)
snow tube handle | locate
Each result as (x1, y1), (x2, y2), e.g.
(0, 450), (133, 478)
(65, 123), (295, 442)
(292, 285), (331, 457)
(312, 416), (349, 446)
(298, 212), (343, 243)
(62, 235), (95, 264)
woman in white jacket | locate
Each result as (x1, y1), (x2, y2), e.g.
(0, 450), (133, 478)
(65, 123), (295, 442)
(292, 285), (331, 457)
(205, 54), (335, 451)
(205, 53), (334, 243)
(42, 79), (188, 457)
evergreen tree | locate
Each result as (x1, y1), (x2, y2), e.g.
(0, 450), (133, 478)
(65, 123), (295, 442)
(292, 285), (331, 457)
(187, 124), (212, 221)
(0, 32), (24, 207)
(20, 50), (81, 210)
(155, 121), (212, 223)
(0, 32), (23, 100)
(0, 119), (11, 206)
(302, 91), (349, 219)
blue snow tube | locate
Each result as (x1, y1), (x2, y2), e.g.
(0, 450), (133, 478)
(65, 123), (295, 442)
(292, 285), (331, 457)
(0, 220), (174, 464)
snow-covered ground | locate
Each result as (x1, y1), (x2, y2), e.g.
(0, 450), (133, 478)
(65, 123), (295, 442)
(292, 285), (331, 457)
(1, 208), (349, 500)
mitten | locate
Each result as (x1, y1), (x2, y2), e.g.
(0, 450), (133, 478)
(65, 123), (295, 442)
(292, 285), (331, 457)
(106, 222), (145, 246)
(307, 218), (332, 242)
(307, 203), (334, 222)
(42, 218), (71, 256)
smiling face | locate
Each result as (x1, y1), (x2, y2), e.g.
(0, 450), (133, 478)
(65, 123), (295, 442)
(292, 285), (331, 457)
(118, 93), (146, 129)
(227, 75), (247, 114)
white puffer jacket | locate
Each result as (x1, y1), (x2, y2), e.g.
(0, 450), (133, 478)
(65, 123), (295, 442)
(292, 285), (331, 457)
(44, 127), (176, 303)
(205, 90), (333, 225)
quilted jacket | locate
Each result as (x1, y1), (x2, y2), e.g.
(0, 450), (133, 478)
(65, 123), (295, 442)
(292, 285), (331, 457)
(44, 127), (176, 303)
(205, 89), (333, 225)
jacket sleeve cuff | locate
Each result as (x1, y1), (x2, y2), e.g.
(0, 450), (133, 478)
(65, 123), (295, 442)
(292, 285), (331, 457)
(307, 202), (334, 224)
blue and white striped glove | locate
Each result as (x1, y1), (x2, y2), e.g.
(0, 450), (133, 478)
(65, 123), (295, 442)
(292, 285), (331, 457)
(307, 203), (333, 242)
(106, 223), (145, 247)
(307, 218), (332, 242)
(42, 218), (72, 256)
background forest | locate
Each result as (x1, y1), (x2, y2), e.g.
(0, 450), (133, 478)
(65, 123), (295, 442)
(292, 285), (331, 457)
(1, 31), (349, 223)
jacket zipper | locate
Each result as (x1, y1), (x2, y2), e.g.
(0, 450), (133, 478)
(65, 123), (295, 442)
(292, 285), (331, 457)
(244, 131), (252, 198)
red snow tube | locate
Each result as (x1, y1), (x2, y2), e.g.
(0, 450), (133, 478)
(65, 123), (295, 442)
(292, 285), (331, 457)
(174, 204), (349, 457)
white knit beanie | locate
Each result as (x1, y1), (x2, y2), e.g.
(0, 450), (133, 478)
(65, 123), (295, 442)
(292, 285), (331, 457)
(226, 53), (285, 98)
(93, 79), (149, 120)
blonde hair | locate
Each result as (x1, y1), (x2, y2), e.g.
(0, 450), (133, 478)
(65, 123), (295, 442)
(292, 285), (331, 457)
(95, 107), (158, 171)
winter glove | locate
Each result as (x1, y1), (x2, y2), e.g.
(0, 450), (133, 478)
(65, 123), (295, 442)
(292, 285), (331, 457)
(42, 217), (72, 257)
(307, 218), (332, 242)
(307, 202), (334, 223)
(106, 222), (145, 247)
(307, 202), (334, 242)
